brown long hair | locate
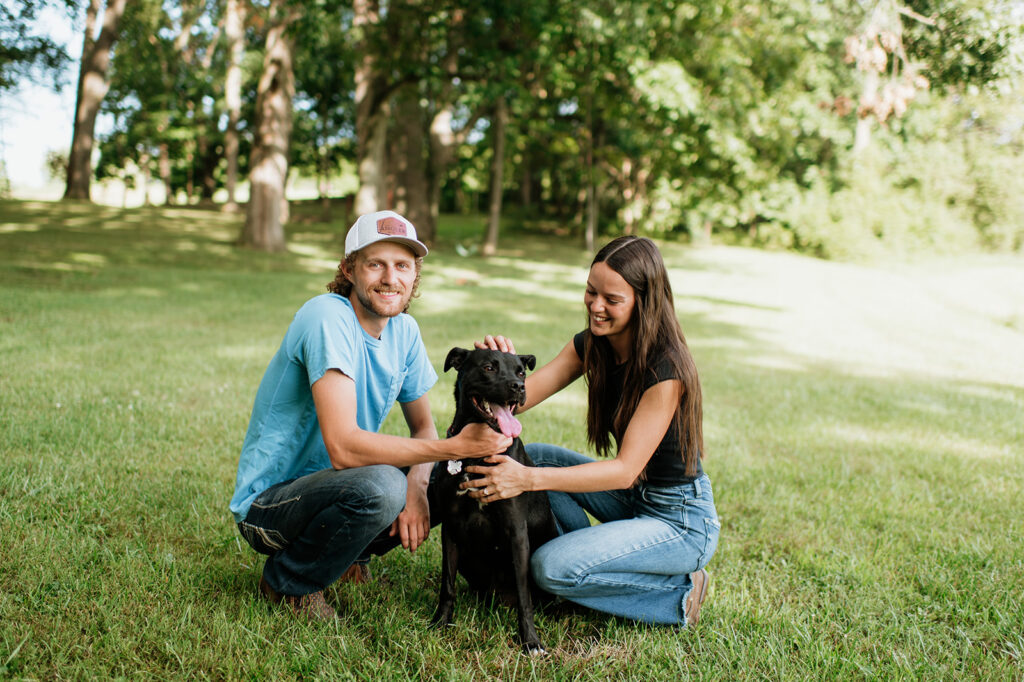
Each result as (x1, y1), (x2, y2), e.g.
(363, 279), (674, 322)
(582, 236), (704, 476)
(326, 250), (423, 313)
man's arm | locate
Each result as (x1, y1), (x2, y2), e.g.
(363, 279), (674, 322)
(312, 369), (511, 469)
(388, 395), (436, 552)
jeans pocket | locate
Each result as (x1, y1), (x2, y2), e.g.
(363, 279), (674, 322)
(238, 521), (288, 555)
(642, 487), (686, 510)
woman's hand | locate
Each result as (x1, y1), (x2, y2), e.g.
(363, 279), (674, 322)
(462, 454), (534, 503)
(475, 335), (516, 354)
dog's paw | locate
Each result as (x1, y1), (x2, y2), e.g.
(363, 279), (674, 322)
(522, 642), (548, 657)
(429, 611), (454, 630)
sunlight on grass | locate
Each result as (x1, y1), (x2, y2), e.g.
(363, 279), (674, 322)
(69, 252), (108, 265)
(828, 423), (1014, 461)
(413, 287), (478, 315)
(0, 222), (41, 233)
(287, 242), (339, 273)
(215, 344), (279, 361)
(672, 245), (1024, 387)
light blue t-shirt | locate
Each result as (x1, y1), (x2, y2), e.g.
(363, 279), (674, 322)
(229, 294), (438, 522)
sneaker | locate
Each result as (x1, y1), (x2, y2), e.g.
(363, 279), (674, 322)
(259, 576), (338, 621)
(685, 568), (709, 627)
(337, 562), (372, 584)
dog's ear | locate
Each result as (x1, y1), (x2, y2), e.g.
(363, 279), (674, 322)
(518, 354), (536, 371)
(444, 347), (471, 372)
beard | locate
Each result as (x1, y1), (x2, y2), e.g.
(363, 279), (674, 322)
(353, 285), (410, 318)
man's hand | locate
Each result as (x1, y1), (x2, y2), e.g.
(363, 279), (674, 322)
(452, 422), (512, 458)
(390, 480), (430, 552)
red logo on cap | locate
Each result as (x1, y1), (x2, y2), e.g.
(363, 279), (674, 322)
(377, 217), (408, 236)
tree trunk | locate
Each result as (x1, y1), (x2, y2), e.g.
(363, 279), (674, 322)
(139, 151), (152, 206)
(584, 93), (596, 252)
(353, 0), (386, 216)
(482, 95), (507, 257)
(222, 0), (245, 212)
(426, 107), (455, 244)
(159, 142), (173, 204)
(853, 67), (879, 155)
(238, 0), (295, 252)
(390, 87), (431, 239)
(64, 0), (128, 201)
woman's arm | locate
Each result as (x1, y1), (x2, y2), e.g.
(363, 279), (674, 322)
(464, 379), (682, 501)
(478, 335), (583, 413)
(521, 340), (583, 412)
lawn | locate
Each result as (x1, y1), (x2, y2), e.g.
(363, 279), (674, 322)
(1, 199), (1022, 680)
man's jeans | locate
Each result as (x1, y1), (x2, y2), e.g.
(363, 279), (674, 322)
(238, 464), (441, 597)
(525, 443), (721, 625)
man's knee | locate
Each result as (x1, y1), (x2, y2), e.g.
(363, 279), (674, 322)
(353, 465), (408, 522)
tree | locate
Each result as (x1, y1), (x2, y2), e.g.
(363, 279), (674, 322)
(64, 0), (127, 200)
(237, 0), (297, 252)
(222, 0), (247, 212)
(0, 1), (74, 91)
(99, 0), (225, 205)
(352, 0), (387, 216)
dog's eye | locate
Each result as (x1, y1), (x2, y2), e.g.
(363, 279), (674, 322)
(516, 369), (525, 378)
(483, 364), (495, 372)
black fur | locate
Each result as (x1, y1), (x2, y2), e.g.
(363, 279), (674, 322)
(430, 347), (558, 655)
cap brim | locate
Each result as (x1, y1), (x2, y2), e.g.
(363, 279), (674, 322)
(377, 237), (428, 257)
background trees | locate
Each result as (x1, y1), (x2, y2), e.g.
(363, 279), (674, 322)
(7, 0), (1023, 255)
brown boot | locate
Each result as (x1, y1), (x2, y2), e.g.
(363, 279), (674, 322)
(259, 576), (338, 621)
(337, 562), (372, 584)
(685, 568), (709, 627)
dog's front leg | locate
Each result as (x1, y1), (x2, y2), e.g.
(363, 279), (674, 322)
(431, 521), (459, 628)
(507, 510), (546, 655)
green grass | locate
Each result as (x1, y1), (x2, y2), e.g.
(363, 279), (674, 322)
(2, 198), (1023, 680)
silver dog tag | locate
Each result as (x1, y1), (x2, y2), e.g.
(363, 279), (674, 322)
(447, 460), (463, 475)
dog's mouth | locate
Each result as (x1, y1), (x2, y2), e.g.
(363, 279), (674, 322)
(471, 397), (522, 438)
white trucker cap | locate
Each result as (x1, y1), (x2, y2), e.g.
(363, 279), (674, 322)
(344, 210), (429, 257)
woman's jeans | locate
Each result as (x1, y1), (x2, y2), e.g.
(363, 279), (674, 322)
(238, 464), (440, 597)
(526, 443), (721, 625)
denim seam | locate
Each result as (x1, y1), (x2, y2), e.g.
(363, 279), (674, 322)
(239, 521), (287, 551)
(251, 495), (301, 510)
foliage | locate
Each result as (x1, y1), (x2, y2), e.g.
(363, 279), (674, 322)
(10, 0), (1024, 255)
(0, 0), (75, 90)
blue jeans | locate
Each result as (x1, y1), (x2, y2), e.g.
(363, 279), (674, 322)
(238, 464), (442, 597)
(525, 444), (721, 625)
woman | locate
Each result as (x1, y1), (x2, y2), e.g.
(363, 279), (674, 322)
(465, 236), (720, 627)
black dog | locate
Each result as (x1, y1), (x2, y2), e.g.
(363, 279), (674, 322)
(431, 347), (558, 655)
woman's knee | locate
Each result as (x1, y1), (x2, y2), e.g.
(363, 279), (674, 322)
(530, 540), (577, 593)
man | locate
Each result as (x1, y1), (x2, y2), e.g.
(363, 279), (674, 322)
(230, 210), (511, 620)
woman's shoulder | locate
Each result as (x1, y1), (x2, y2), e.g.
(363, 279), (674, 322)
(643, 346), (682, 385)
(572, 330), (586, 358)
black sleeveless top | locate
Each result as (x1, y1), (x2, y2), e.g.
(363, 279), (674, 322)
(574, 332), (703, 486)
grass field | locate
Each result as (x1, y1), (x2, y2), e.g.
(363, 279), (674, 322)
(1, 198), (1023, 680)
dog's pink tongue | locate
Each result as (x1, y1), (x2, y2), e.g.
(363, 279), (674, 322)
(493, 405), (522, 438)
